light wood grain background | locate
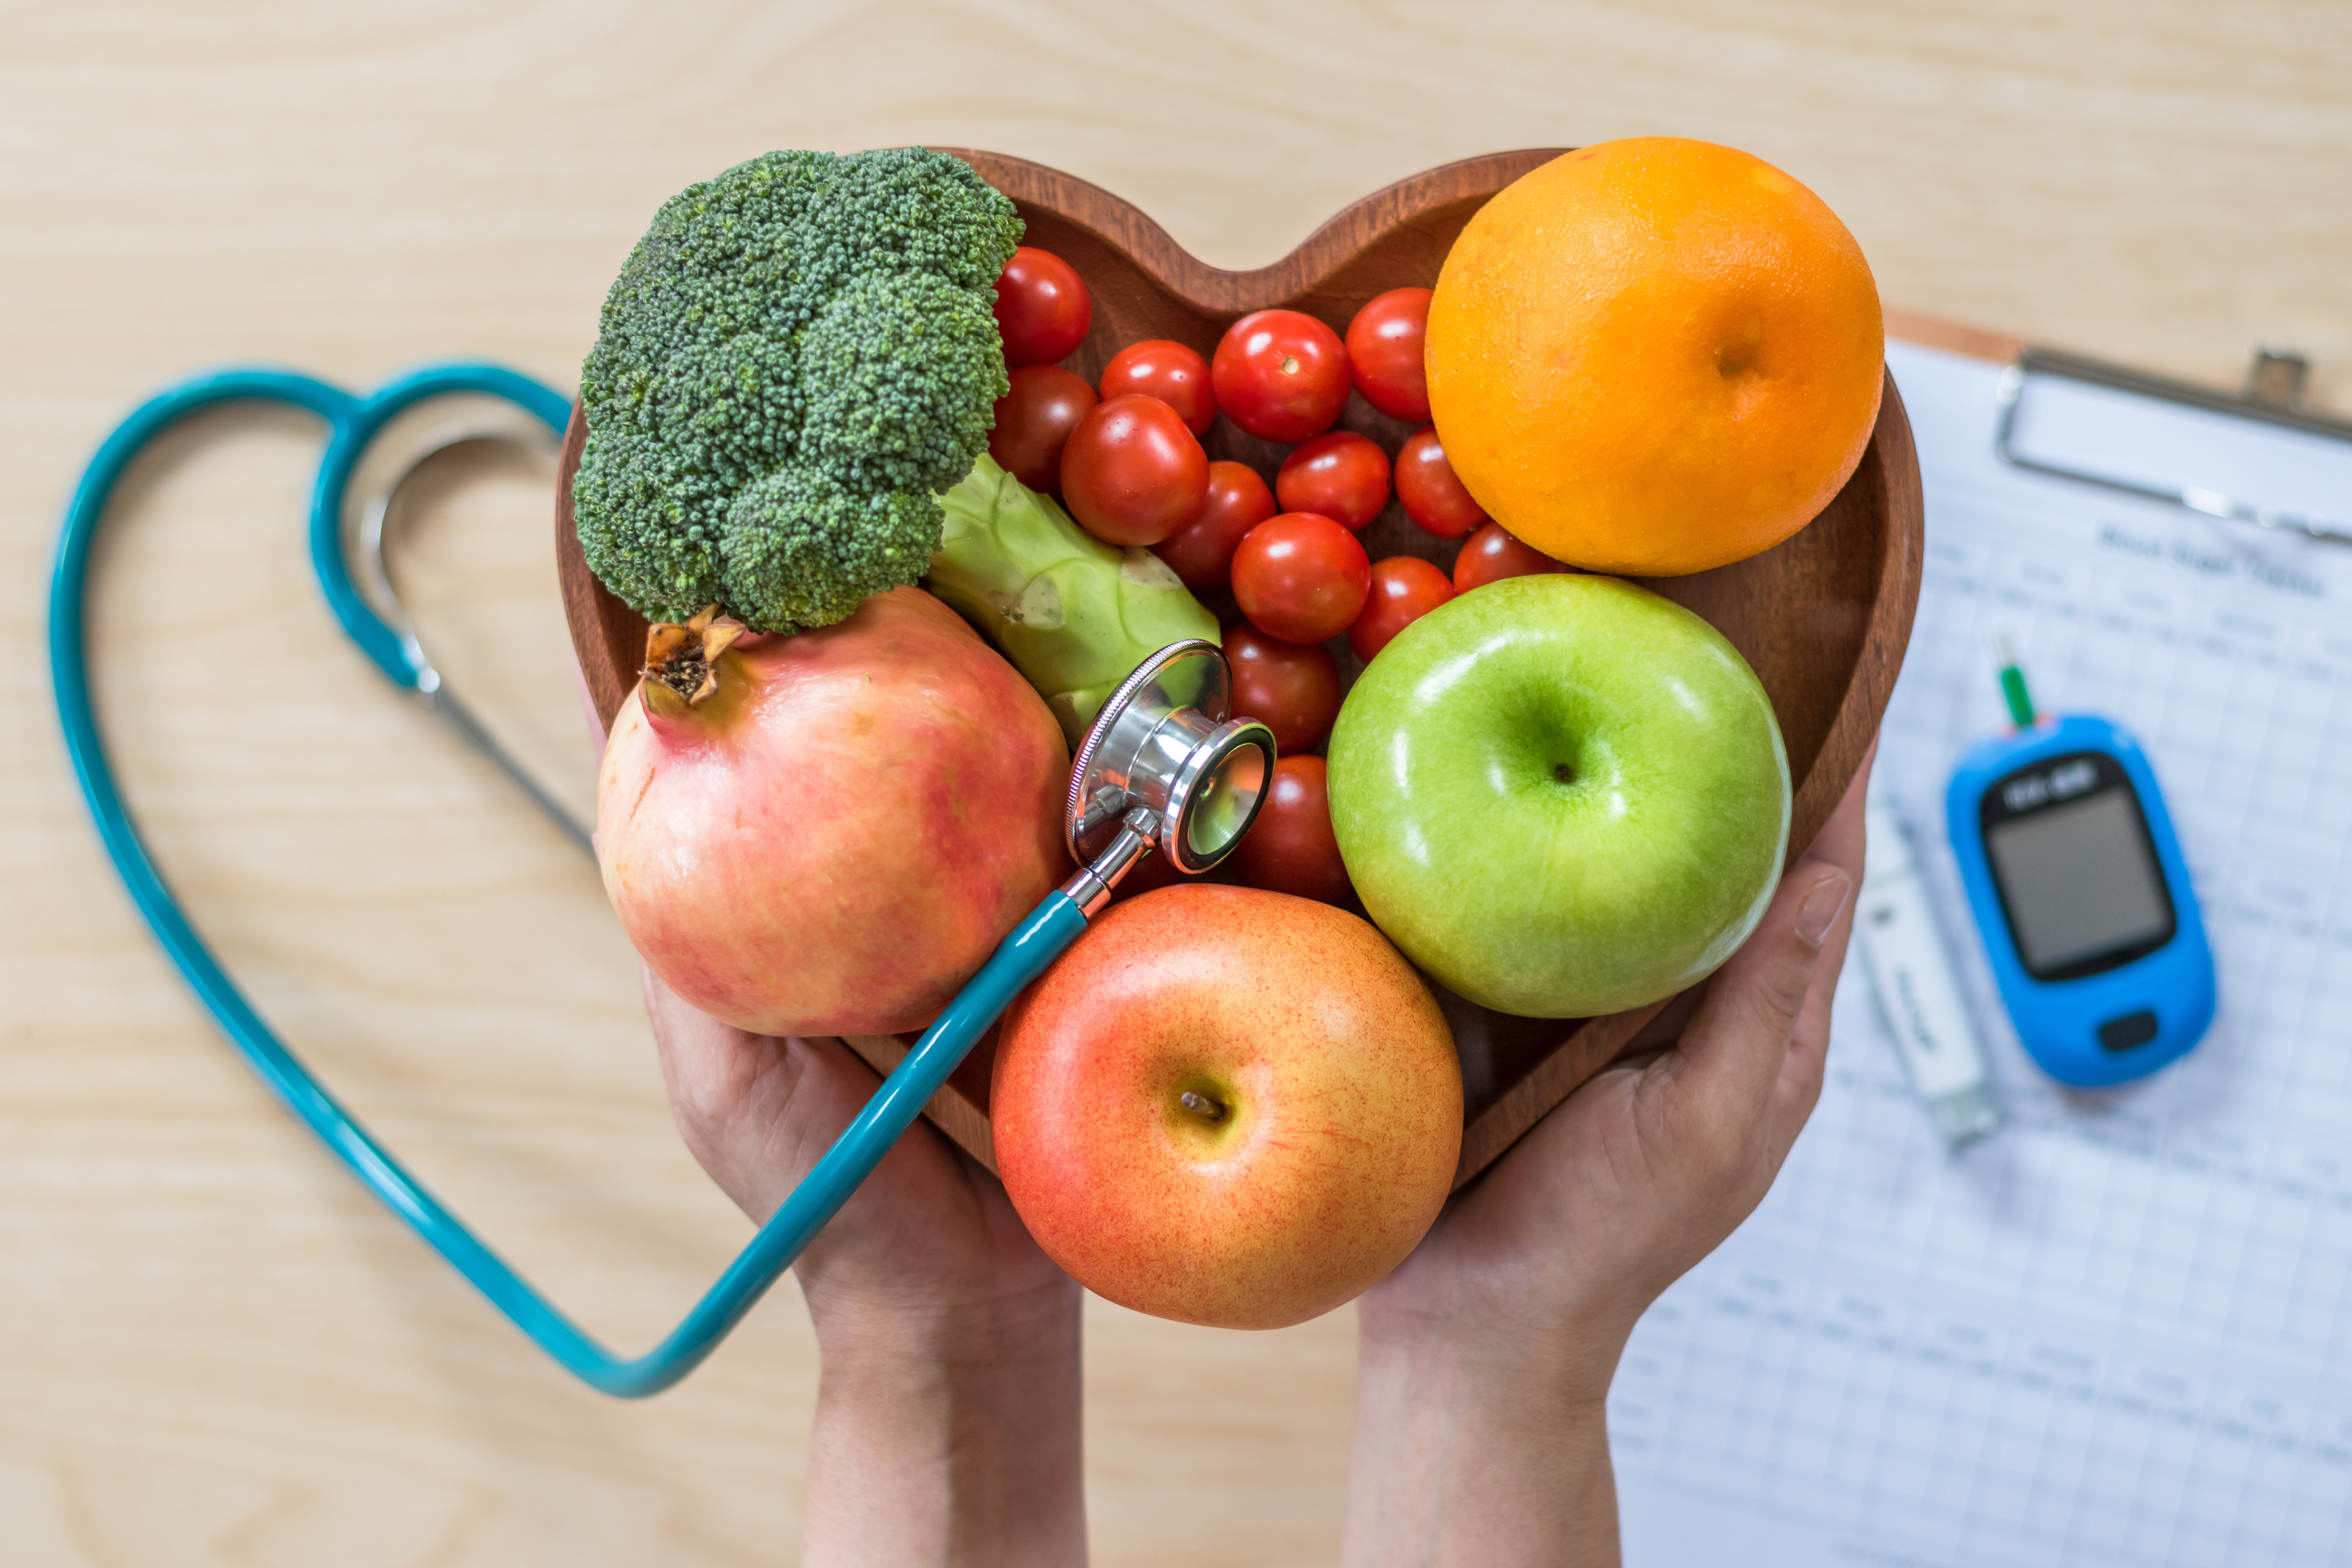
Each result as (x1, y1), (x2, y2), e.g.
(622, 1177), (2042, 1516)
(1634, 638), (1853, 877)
(3, 5), (2346, 1564)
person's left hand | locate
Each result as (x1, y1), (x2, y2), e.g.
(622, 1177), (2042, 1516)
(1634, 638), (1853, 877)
(643, 977), (1070, 1337)
(643, 979), (1085, 1567)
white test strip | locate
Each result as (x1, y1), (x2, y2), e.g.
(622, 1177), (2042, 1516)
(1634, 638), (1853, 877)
(1855, 787), (2001, 1145)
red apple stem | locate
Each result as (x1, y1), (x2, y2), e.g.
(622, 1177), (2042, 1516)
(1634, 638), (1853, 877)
(1179, 1090), (1227, 1122)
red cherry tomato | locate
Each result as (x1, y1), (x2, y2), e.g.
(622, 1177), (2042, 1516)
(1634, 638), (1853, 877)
(1224, 621), (1344, 754)
(994, 246), (1092, 368)
(1231, 512), (1372, 645)
(1275, 431), (1391, 532)
(1345, 287), (1433, 423)
(1099, 339), (1217, 436)
(1059, 394), (1210, 547)
(1348, 556), (1456, 663)
(988, 365), (1097, 494)
(1393, 426), (1487, 539)
(1211, 310), (1350, 443)
(1453, 521), (1569, 593)
(1153, 461), (1276, 591)
(1234, 756), (1353, 906)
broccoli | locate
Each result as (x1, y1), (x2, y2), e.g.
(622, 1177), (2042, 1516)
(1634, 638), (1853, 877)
(572, 147), (1022, 633)
(929, 455), (1221, 744)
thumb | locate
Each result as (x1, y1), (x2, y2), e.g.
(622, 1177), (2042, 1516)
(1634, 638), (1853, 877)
(643, 967), (883, 1222)
(1668, 864), (1853, 1140)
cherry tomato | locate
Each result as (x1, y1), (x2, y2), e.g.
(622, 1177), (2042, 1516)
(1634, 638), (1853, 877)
(1060, 394), (1210, 547)
(1348, 556), (1456, 663)
(1393, 426), (1488, 539)
(994, 246), (1092, 367)
(1453, 521), (1569, 593)
(1231, 512), (1372, 644)
(1099, 339), (1217, 436)
(1345, 287), (1433, 423)
(1224, 621), (1344, 754)
(1153, 461), (1276, 591)
(1234, 756), (1353, 906)
(1275, 430), (1391, 532)
(1211, 309), (1350, 443)
(988, 365), (1097, 494)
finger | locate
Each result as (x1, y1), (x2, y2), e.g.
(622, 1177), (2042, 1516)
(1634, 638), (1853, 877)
(643, 968), (773, 1103)
(644, 967), (796, 1149)
(1659, 861), (1853, 1145)
(1790, 737), (1875, 1057)
(641, 967), (902, 1220)
(1766, 879), (1860, 1160)
(1627, 982), (1707, 1052)
(1767, 738), (1878, 1159)
(1629, 738), (1879, 1065)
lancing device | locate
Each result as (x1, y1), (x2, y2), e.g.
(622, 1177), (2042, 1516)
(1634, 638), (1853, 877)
(1856, 778), (2002, 1145)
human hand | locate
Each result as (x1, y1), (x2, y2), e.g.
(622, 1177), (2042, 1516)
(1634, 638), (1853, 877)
(643, 979), (1084, 1567)
(645, 977), (1070, 1335)
(1343, 745), (1872, 1567)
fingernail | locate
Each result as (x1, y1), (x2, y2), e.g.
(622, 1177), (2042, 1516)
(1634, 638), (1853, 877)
(1794, 869), (1853, 948)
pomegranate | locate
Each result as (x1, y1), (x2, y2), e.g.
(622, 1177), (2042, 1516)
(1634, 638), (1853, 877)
(597, 588), (1071, 1038)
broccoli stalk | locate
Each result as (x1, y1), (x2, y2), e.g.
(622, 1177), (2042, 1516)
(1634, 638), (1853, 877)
(929, 455), (1220, 744)
(572, 147), (1021, 634)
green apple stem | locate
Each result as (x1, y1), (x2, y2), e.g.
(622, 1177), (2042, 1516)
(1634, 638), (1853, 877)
(1179, 1090), (1227, 1122)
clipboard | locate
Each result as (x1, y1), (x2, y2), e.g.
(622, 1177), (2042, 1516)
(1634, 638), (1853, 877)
(1611, 307), (2352, 1568)
(1887, 306), (2352, 545)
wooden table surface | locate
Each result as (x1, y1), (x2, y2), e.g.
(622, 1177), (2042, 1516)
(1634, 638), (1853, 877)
(4, 5), (2345, 1564)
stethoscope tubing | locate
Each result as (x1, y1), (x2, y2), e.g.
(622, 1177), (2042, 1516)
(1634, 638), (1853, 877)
(50, 364), (1081, 1396)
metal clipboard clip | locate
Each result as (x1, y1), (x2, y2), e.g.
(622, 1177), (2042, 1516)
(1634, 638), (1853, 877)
(1995, 345), (2352, 547)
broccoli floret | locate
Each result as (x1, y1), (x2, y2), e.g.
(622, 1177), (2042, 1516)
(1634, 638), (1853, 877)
(573, 147), (1021, 632)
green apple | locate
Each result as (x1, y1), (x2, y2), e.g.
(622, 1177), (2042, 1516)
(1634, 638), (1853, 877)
(1327, 574), (1789, 1017)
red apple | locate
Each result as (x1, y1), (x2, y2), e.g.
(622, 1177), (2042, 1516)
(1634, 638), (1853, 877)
(597, 588), (1071, 1037)
(991, 884), (1461, 1328)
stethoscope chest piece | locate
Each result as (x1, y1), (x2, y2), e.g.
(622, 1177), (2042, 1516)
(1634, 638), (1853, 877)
(1063, 639), (1276, 910)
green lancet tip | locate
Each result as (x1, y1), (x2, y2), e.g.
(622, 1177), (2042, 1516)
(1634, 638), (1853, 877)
(1987, 631), (2037, 728)
(1999, 664), (2037, 728)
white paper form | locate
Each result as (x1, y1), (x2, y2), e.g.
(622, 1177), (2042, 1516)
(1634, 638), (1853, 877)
(1613, 340), (2352, 1568)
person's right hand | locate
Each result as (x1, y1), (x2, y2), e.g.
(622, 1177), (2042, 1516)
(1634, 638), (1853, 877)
(1342, 746), (1871, 1567)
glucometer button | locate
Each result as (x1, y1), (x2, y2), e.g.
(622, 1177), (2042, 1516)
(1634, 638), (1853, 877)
(2098, 1009), (2160, 1052)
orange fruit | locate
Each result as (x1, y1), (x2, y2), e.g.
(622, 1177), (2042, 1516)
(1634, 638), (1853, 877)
(1425, 137), (1883, 576)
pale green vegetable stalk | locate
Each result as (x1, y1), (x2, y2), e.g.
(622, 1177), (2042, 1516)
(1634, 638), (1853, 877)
(930, 454), (1220, 744)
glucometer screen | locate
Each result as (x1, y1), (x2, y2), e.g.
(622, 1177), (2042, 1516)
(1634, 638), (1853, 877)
(1982, 755), (2176, 980)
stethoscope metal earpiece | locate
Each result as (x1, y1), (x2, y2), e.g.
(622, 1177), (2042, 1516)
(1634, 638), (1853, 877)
(344, 408), (591, 855)
(1061, 639), (1276, 914)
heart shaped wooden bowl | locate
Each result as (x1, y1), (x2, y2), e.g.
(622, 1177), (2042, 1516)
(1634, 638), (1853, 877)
(556, 148), (1924, 1190)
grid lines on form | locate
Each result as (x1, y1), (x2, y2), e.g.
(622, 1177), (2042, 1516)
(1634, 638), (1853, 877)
(1610, 342), (2352, 1568)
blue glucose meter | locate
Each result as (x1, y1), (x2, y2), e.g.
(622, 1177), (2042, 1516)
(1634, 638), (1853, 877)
(1945, 658), (2215, 1088)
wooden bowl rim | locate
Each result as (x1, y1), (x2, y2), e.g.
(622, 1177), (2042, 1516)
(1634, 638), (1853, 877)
(557, 147), (1925, 1189)
(937, 145), (1569, 311)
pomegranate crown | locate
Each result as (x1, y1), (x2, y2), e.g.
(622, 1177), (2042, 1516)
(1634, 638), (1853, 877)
(641, 605), (749, 720)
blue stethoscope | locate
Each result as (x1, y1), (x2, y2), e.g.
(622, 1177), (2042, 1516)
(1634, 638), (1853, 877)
(51, 363), (1275, 1397)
